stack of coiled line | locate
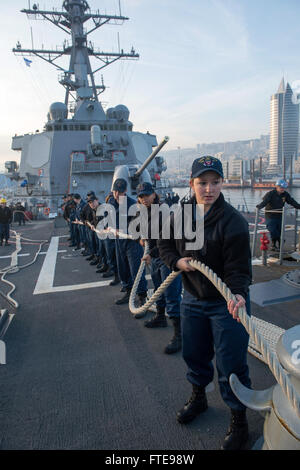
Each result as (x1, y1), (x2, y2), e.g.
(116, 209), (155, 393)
(0, 230), (48, 309)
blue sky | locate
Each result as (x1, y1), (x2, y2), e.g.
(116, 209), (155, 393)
(1, 0), (300, 166)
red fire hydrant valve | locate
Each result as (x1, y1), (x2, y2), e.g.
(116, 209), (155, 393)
(260, 232), (270, 251)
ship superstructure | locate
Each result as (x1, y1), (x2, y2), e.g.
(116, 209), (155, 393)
(7, 0), (169, 214)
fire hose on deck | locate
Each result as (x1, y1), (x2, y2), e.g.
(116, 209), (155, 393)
(0, 230), (49, 309)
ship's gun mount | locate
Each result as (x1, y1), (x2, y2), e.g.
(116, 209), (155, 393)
(133, 136), (169, 180)
(111, 137), (170, 197)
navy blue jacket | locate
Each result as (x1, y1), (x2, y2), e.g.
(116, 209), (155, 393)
(158, 193), (252, 301)
(109, 195), (137, 231)
(0, 206), (12, 224)
(256, 189), (300, 219)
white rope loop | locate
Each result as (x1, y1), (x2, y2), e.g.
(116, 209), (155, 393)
(0, 230), (48, 309)
(129, 241), (181, 315)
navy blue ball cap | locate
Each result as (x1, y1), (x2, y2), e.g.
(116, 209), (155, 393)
(73, 193), (81, 200)
(137, 182), (154, 196)
(112, 178), (127, 192)
(88, 195), (98, 202)
(191, 156), (224, 179)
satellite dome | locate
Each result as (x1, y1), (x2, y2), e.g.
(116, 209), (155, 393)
(49, 102), (68, 121)
(114, 104), (130, 122)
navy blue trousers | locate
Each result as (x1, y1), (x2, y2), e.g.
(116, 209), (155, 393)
(87, 229), (97, 255)
(78, 225), (86, 245)
(95, 237), (107, 263)
(266, 217), (282, 244)
(115, 239), (147, 293)
(104, 238), (117, 272)
(181, 290), (251, 411)
(70, 220), (80, 246)
(0, 223), (10, 241)
(150, 257), (182, 318)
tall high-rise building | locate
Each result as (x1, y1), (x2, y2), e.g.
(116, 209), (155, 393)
(269, 78), (299, 169)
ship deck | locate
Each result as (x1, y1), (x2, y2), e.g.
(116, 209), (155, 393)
(0, 217), (299, 451)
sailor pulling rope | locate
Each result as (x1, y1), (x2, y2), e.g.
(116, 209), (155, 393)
(127, 239), (300, 418)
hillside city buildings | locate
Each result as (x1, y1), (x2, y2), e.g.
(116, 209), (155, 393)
(269, 78), (299, 171)
(163, 78), (300, 182)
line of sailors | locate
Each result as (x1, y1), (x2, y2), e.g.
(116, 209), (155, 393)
(62, 179), (182, 355)
(61, 155), (259, 450)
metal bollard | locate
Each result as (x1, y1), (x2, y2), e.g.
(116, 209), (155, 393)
(230, 325), (300, 450)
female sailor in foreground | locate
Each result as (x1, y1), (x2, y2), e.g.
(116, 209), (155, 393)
(158, 156), (252, 450)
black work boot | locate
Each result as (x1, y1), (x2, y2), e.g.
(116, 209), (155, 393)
(115, 289), (131, 305)
(109, 273), (120, 286)
(164, 317), (181, 354)
(102, 268), (115, 278)
(90, 256), (100, 266)
(86, 254), (94, 261)
(96, 264), (108, 273)
(176, 384), (208, 424)
(134, 292), (148, 319)
(144, 307), (167, 328)
(221, 409), (249, 450)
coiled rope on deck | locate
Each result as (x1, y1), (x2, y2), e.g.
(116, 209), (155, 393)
(129, 241), (300, 417)
(0, 230), (48, 308)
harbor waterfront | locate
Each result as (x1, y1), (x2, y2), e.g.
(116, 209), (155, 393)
(174, 186), (300, 213)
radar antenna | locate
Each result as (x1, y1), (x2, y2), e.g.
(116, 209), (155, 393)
(13, 0), (139, 113)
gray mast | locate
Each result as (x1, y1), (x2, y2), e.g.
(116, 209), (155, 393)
(8, 1), (170, 212)
(13, 0), (139, 119)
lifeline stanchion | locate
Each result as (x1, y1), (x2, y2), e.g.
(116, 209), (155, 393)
(294, 209), (299, 251)
(251, 208), (259, 258)
(279, 204), (286, 265)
